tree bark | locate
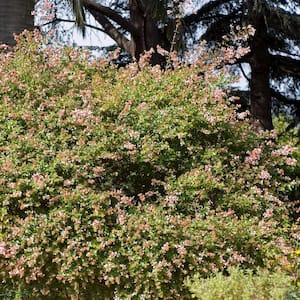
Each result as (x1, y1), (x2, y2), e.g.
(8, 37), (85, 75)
(85, 6), (135, 57)
(128, 0), (167, 65)
(129, 0), (146, 60)
(0, 0), (35, 46)
(84, 0), (167, 65)
(249, 15), (273, 130)
(144, 15), (168, 66)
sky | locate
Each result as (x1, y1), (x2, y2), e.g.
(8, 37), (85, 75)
(35, 0), (114, 49)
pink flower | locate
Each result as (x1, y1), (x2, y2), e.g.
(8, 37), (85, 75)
(157, 45), (169, 56)
(285, 157), (297, 166)
(109, 48), (121, 60)
(137, 102), (148, 111)
(118, 100), (133, 120)
(247, 25), (256, 36)
(236, 111), (249, 120)
(93, 166), (105, 176)
(71, 109), (93, 124)
(41, 288), (50, 296)
(0, 241), (9, 258)
(123, 142), (135, 151)
(138, 193), (145, 202)
(213, 89), (226, 101)
(259, 170), (272, 180)
(176, 244), (187, 257)
(271, 145), (297, 156)
(252, 186), (263, 196)
(1, 162), (13, 172)
(165, 195), (179, 207)
(245, 148), (262, 165)
(263, 208), (274, 218)
(161, 243), (170, 253)
(129, 130), (140, 138)
(32, 173), (45, 189)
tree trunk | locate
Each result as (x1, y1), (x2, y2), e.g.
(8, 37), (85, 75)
(0, 0), (35, 46)
(129, 0), (146, 59)
(83, 0), (168, 66)
(144, 16), (169, 66)
(249, 15), (273, 130)
(129, 0), (166, 65)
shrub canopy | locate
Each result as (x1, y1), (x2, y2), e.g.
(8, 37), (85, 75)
(0, 31), (299, 299)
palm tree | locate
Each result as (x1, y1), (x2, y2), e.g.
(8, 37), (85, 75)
(0, 0), (35, 46)
(184, 0), (300, 130)
(48, 0), (185, 65)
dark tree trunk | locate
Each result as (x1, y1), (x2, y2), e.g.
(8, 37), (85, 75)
(0, 0), (35, 46)
(144, 16), (167, 66)
(249, 15), (273, 130)
(129, 0), (166, 65)
(83, 0), (169, 66)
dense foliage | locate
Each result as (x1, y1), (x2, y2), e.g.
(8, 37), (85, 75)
(0, 31), (299, 299)
(185, 266), (299, 300)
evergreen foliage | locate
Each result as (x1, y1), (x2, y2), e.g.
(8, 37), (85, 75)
(185, 0), (300, 127)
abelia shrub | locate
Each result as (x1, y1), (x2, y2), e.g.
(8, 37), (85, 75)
(0, 31), (298, 299)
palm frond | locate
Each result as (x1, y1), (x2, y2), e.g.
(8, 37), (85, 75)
(70, 0), (86, 36)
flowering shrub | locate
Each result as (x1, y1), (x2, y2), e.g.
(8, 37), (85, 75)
(0, 31), (299, 299)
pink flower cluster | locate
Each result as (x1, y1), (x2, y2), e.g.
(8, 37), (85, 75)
(0, 241), (9, 258)
(32, 173), (45, 189)
(259, 170), (272, 180)
(245, 148), (262, 165)
(71, 108), (93, 124)
(271, 145), (297, 156)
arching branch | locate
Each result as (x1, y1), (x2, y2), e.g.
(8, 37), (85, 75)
(239, 63), (250, 82)
(85, 7), (134, 57)
(270, 54), (300, 78)
(271, 88), (300, 107)
(39, 17), (106, 34)
(83, 0), (136, 35)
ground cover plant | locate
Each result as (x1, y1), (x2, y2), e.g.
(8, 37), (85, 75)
(0, 31), (299, 299)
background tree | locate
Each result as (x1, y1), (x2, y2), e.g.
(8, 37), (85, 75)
(0, 0), (35, 46)
(46, 0), (186, 65)
(184, 0), (300, 130)
(37, 0), (300, 129)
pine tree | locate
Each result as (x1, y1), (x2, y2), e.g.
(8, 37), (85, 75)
(185, 0), (300, 129)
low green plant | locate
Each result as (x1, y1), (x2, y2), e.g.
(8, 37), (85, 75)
(0, 30), (298, 299)
(185, 266), (297, 300)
